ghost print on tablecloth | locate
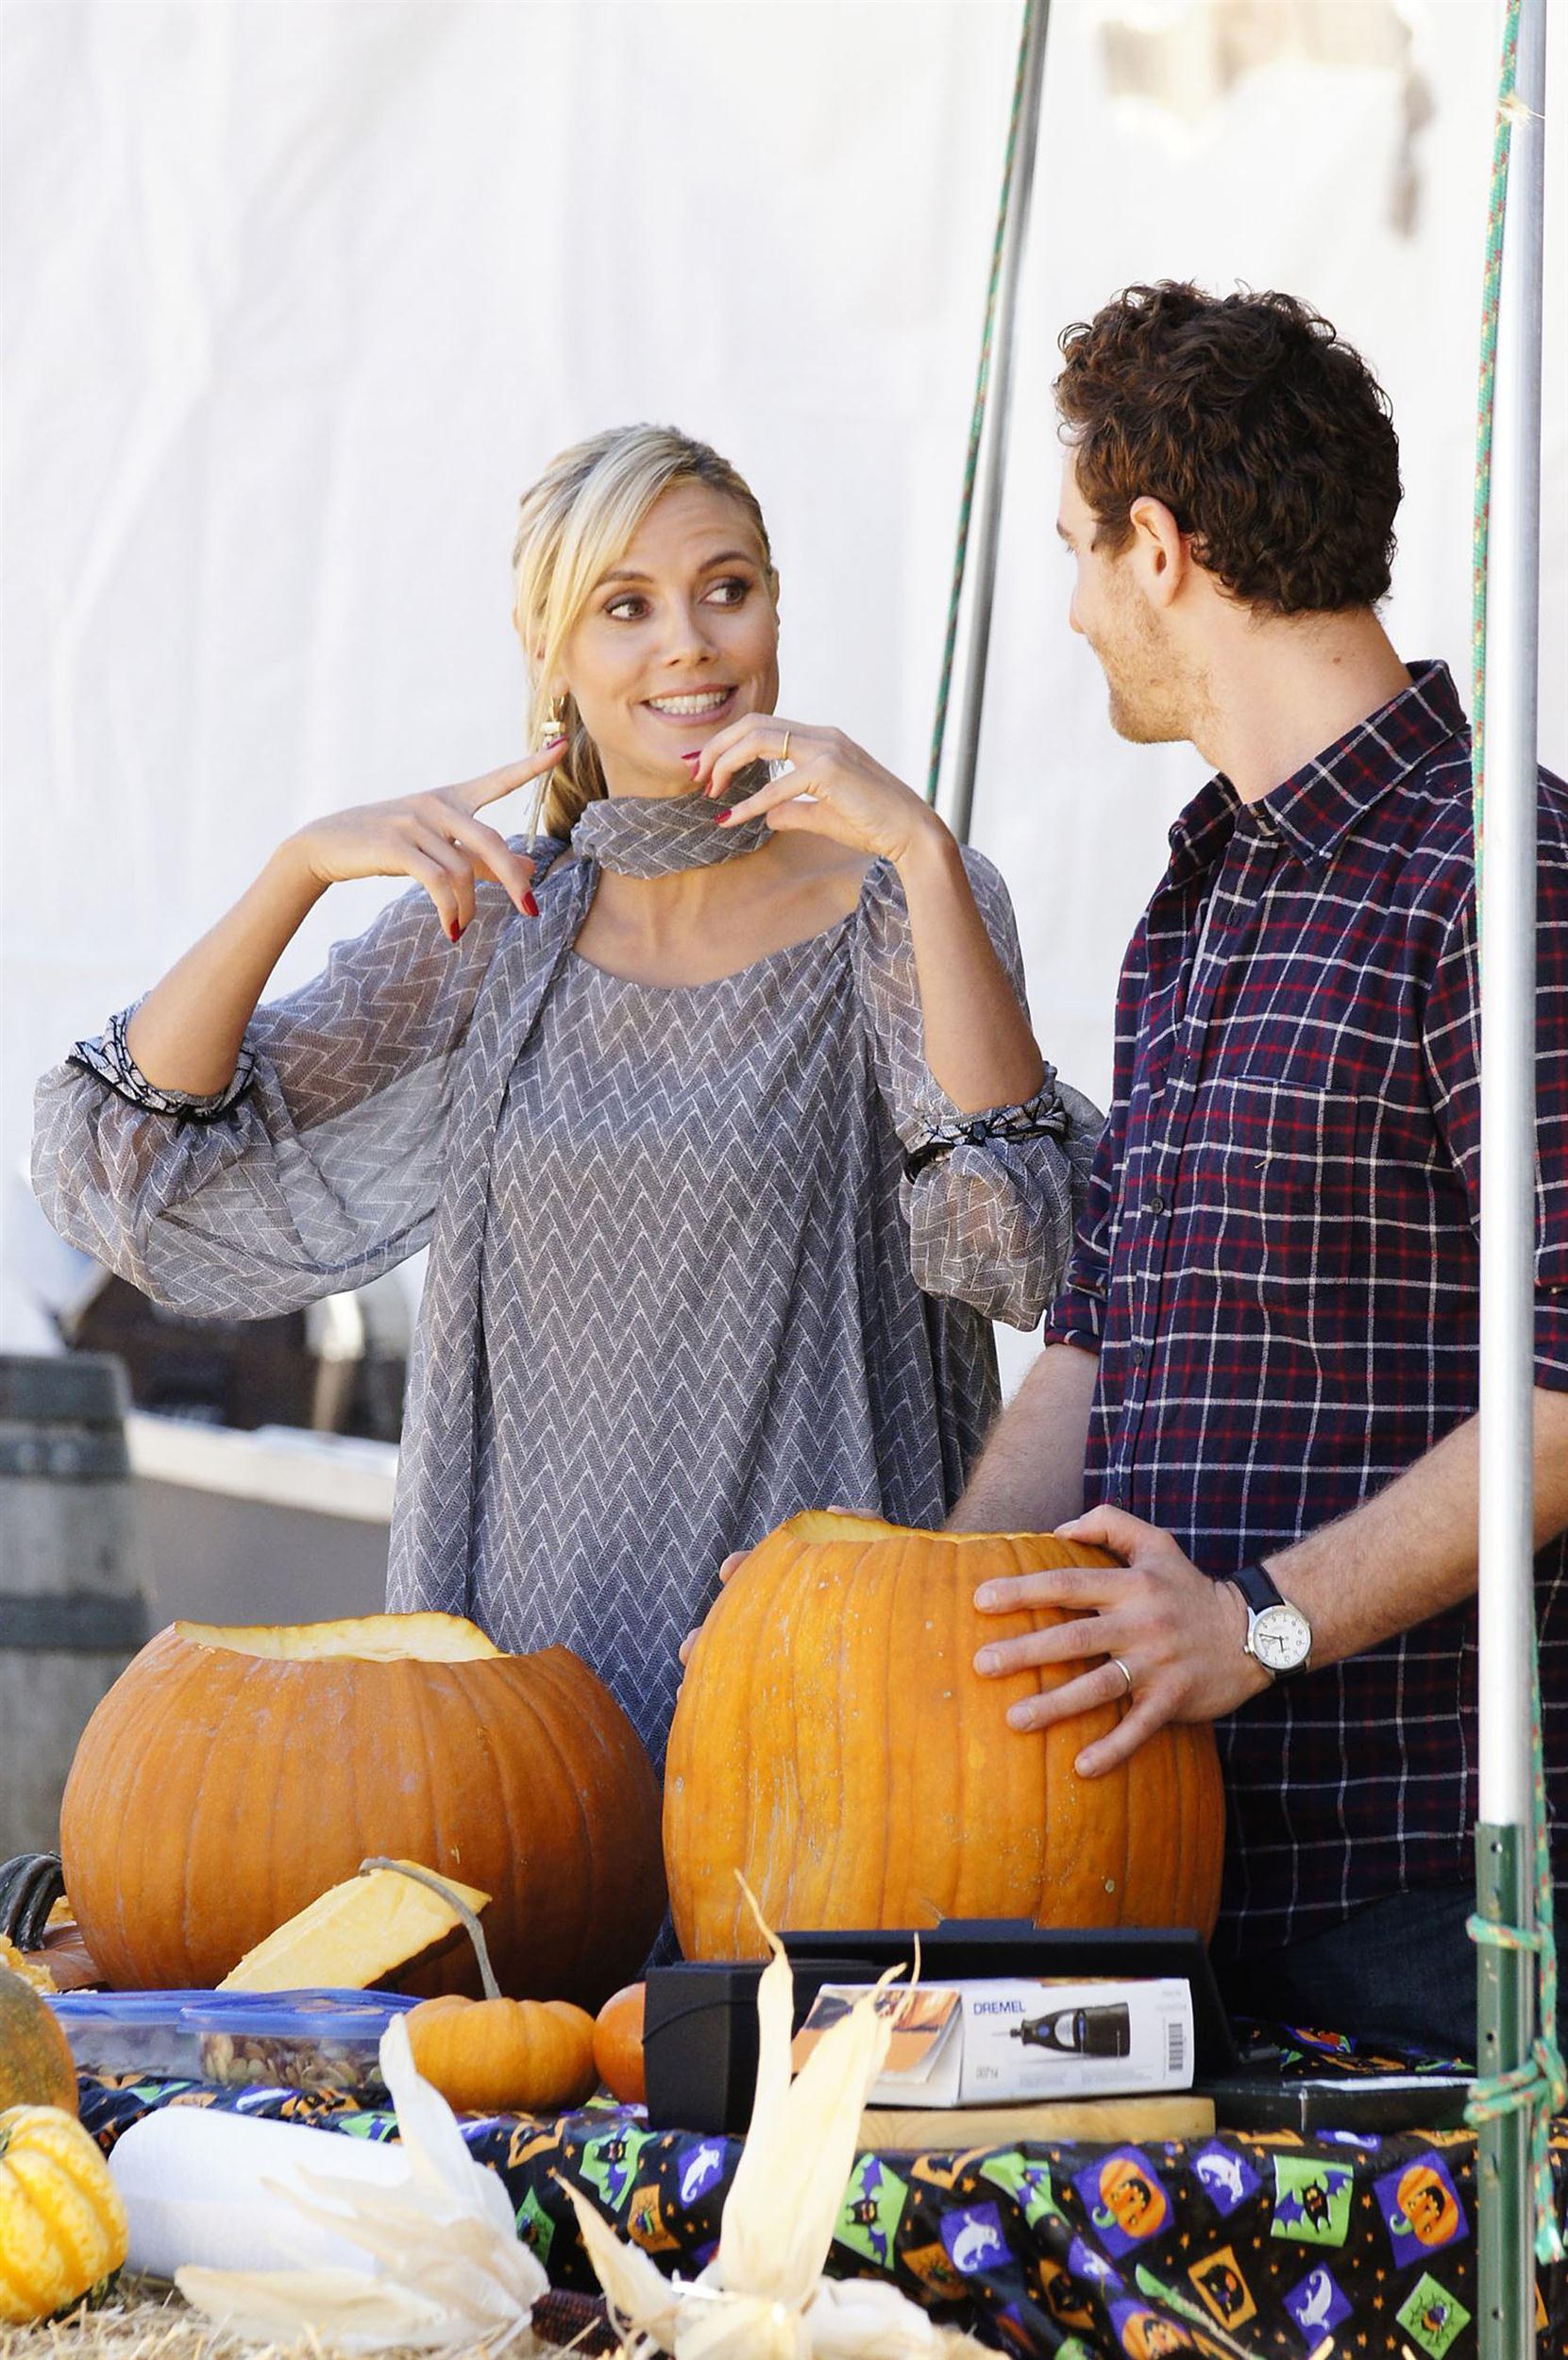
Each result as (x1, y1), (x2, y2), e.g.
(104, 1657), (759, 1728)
(1190, 2142), (1260, 2219)
(1069, 2232), (1124, 2294)
(940, 2200), (1011, 2279)
(1283, 2261), (1353, 2343)
(674, 2138), (727, 2209)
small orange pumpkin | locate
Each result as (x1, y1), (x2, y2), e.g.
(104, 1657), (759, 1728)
(593, 1982), (647, 2105)
(0, 1968), (76, 2117)
(407, 1995), (599, 2116)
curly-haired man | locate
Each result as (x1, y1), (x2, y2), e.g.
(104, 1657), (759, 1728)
(958, 281), (1568, 2058)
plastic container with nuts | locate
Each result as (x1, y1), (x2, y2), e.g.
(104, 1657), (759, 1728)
(47, 1989), (419, 2096)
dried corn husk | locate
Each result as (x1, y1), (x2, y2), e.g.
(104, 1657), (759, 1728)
(565, 1890), (986, 2358)
(176, 2014), (547, 2350)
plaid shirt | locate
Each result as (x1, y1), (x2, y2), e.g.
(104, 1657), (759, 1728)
(1042, 662), (1568, 1959)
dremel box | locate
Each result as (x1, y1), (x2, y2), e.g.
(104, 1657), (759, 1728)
(792, 1978), (1196, 2106)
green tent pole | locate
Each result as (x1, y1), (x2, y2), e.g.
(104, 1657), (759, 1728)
(1475, 0), (1548, 2351)
(926, 0), (1051, 832)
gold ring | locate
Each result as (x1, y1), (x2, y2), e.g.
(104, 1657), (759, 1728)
(1109, 1656), (1134, 1698)
(780, 730), (791, 765)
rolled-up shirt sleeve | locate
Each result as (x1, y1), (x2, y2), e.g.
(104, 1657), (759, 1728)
(31, 871), (526, 1321)
(851, 849), (1103, 1329)
(1038, 1088), (1122, 1355)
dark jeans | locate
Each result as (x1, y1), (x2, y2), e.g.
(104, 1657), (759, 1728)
(1216, 1886), (1476, 2063)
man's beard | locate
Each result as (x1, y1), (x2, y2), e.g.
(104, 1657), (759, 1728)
(1091, 605), (1192, 746)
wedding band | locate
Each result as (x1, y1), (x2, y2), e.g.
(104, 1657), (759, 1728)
(780, 730), (791, 765)
(1109, 1656), (1134, 1698)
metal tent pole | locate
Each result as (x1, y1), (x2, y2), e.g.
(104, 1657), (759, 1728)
(942, 0), (1051, 846)
(1475, 0), (1548, 2349)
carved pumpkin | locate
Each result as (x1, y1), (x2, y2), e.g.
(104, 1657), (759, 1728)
(593, 1982), (648, 2105)
(0, 2106), (127, 2325)
(406, 1995), (599, 2115)
(0, 1967), (76, 2116)
(60, 1612), (666, 2007)
(665, 1514), (1224, 1957)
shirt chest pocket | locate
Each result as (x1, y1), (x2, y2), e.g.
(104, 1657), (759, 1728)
(1182, 1079), (1369, 1290)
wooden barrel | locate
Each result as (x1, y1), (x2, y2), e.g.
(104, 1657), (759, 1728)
(0, 1354), (151, 1855)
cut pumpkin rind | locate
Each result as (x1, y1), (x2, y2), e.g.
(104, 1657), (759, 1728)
(218, 1863), (493, 1994)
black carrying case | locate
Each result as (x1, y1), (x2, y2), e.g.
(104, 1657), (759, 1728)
(643, 1922), (1239, 2133)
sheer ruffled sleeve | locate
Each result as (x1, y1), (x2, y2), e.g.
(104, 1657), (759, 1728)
(851, 850), (1104, 1329)
(31, 860), (545, 1320)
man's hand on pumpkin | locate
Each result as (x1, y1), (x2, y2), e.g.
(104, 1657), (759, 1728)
(971, 1506), (1270, 1775)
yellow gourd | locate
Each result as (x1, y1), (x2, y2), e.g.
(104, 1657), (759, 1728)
(0, 2105), (128, 2325)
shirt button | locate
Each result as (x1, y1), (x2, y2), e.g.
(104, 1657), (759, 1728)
(1145, 1191), (1166, 1216)
(1131, 1345), (1147, 1369)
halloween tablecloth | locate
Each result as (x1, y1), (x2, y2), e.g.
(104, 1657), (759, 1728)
(77, 2037), (1568, 2359)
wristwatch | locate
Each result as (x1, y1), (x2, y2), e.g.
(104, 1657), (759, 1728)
(1230, 1561), (1313, 1678)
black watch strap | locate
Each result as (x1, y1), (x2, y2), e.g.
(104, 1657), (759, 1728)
(1231, 1560), (1285, 1615)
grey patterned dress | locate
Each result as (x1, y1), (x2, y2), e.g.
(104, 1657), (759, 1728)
(33, 794), (1100, 1768)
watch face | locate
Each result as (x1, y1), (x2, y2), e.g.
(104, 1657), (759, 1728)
(1251, 1602), (1312, 1673)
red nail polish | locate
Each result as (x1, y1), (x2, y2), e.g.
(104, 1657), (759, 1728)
(522, 890), (540, 919)
(683, 753), (701, 778)
(714, 808), (732, 826)
(447, 919), (461, 943)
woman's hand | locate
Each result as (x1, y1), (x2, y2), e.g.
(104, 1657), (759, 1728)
(283, 743), (568, 941)
(678, 1549), (750, 1678)
(693, 716), (946, 870)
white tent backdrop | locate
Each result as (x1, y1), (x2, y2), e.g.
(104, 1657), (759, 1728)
(4, 0), (1564, 1403)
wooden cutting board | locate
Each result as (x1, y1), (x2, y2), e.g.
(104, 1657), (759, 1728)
(860, 2092), (1214, 2149)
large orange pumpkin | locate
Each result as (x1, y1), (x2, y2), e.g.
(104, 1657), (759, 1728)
(60, 1612), (666, 2008)
(664, 1513), (1224, 1957)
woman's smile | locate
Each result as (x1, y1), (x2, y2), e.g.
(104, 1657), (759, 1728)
(642, 685), (738, 726)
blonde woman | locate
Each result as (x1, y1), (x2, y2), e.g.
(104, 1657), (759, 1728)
(33, 426), (1100, 1768)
